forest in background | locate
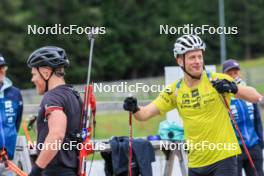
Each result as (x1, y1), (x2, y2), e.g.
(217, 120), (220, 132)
(0, 0), (263, 88)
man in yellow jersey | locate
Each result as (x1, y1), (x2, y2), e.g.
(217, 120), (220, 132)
(123, 34), (263, 176)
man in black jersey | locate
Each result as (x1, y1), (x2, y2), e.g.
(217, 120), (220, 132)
(27, 46), (82, 176)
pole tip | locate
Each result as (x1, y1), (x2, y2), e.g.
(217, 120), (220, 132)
(87, 28), (98, 40)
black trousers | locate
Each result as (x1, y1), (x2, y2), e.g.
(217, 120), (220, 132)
(189, 156), (237, 176)
(237, 143), (264, 176)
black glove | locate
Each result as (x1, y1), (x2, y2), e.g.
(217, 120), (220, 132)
(123, 97), (140, 113)
(29, 163), (43, 176)
(27, 115), (37, 130)
(212, 79), (238, 94)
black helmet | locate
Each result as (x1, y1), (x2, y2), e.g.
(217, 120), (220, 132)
(27, 46), (69, 69)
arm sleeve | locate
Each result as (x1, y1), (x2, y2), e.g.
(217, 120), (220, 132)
(152, 83), (177, 116)
(42, 92), (65, 119)
(15, 91), (23, 132)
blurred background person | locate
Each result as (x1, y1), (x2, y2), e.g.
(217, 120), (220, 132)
(0, 54), (23, 176)
(223, 59), (264, 176)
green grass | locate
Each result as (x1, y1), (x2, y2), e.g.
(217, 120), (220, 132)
(216, 57), (264, 71)
(239, 57), (264, 68)
(256, 84), (264, 94)
(239, 58), (264, 93)
(95, 112), (164, 138)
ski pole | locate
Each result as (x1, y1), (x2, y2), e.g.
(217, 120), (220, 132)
(0, 149), (27, 176)
(220, 94), (259, 176)
(22, 121), (33, 149)
(128, 111), (133, 176)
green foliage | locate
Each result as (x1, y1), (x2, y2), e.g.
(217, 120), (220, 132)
(0, 0), (263, 88)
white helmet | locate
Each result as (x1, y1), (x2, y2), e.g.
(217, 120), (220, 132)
(173, 34), (206, 58)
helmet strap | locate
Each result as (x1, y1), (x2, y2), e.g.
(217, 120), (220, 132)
(181, 54), (203, 80)
(37, 68), (54, 92)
